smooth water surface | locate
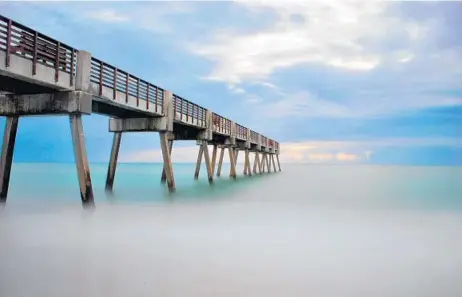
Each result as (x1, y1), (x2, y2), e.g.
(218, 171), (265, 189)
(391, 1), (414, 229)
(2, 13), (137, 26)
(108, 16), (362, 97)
(1, 163), (462, 297)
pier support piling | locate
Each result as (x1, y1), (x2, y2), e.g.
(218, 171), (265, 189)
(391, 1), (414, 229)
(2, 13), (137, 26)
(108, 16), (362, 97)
(267, 153), (272, 173)
(202, 141), (214, 184)
(194, 145), (204, 180)
(0, 116), (18, 202)
(261, 153), (266, 173)
(272, 154), (277, 172)
(70, 114), (94, 206)
(211, 144), (218, 176)
(159, 132), (175, 192)
(253, 152), (260, 174)
(161, 140), (173, 184)
(105, 131), (122, 193)
(276, 154), (282, 171)
(228, 146), (237, 179)
(217, 147), (225, 177)
(257, 152), (262, 174)
(244, 149), (252, 176)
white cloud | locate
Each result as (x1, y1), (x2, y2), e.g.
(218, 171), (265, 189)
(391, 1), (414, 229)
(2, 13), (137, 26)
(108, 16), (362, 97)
(191, 0), (428, 84)
(85, 9), (130, 23)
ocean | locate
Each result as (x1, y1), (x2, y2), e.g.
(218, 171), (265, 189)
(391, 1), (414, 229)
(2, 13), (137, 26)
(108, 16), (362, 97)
(1, 163), (462, 297)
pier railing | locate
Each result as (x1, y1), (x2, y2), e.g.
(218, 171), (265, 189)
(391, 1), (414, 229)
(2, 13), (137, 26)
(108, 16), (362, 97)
(212, 113), (232, 136)
(250, 130), (258, 144)
(0, 15), (76, 84)
(235, 123), (248, 141)
(173, 94), (207, 128)
(90, 57), (164, 114)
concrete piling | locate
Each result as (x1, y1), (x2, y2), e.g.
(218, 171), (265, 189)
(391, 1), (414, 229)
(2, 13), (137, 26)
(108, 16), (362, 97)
(161, 140), (173, 184)
(261, 153), (266, 173)
(211, 144), (218, 176)
(253, 152), (258, 174)
(272, 154), (277, 172)
(70, 114), (94, 206)
(194, 145), (204, 180)
(228, 146), (237, 179)
(276, 154), (282, 171)
(202, 141), (214, 184)
(105, 131), (122, 193)
(245, 149), (252, 176)
(159, 132), (175, 192)
(0, 116), (18, 202)
(217, 147), (225, 177)
(257, 152), (262, 174)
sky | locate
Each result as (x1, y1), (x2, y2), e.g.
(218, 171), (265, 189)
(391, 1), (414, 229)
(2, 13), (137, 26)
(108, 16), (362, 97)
(0, 0), (461, 165)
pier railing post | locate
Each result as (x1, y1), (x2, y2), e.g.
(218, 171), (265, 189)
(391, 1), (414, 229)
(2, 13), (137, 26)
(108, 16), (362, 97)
(0, 116), (19, 202)
(70, 114), (94, 206)
(105, 131), (122, 193)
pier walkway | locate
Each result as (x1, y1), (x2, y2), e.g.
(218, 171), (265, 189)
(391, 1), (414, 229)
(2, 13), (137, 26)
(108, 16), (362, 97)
(0, 15), (281, 205)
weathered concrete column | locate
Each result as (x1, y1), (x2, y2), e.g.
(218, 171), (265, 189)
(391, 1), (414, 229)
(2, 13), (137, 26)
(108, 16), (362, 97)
(217, 147), (225, 177)
(234, 148), (239, 164)
(105, 131), (122, 193)
(253, 152), (259, 174)
(75, 50), (92, 92)
(261, 153), (267, 173)
(194, 145), (204, 180)
(70, 114), (94, 206)
(0, 116), (19, 202)
(267, 153), (272, 173)
(159, 132), (175, 192)
(245, 149), (252, 176)
(202, 141), (214, 184)
(228, 146), (237, 179)
(161, 140), (173, 184)
(276, 154), (282, 171)
(211, 144), (218, 176)
(272, 154), (277, 172)
(257, 152), (262, 174)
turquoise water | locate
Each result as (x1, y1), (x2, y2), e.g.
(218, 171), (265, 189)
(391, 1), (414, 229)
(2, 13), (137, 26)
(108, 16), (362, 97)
(6, 163), (462, 211)
(1, 164), (462, 296)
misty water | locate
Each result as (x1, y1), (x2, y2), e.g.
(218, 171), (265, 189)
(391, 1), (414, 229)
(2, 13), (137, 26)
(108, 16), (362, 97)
(1, 163), (462, 297)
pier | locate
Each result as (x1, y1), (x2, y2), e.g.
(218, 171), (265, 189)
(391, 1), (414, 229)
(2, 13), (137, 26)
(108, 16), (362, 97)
(0, 15), (281, 205)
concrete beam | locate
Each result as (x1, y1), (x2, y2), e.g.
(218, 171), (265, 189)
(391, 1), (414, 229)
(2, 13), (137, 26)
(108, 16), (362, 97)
(0, 91), (92, 116)
(109, 117), (167, 132)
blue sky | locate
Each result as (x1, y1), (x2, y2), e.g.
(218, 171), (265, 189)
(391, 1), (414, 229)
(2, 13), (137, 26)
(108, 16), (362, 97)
(1, 1), (461, 165)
